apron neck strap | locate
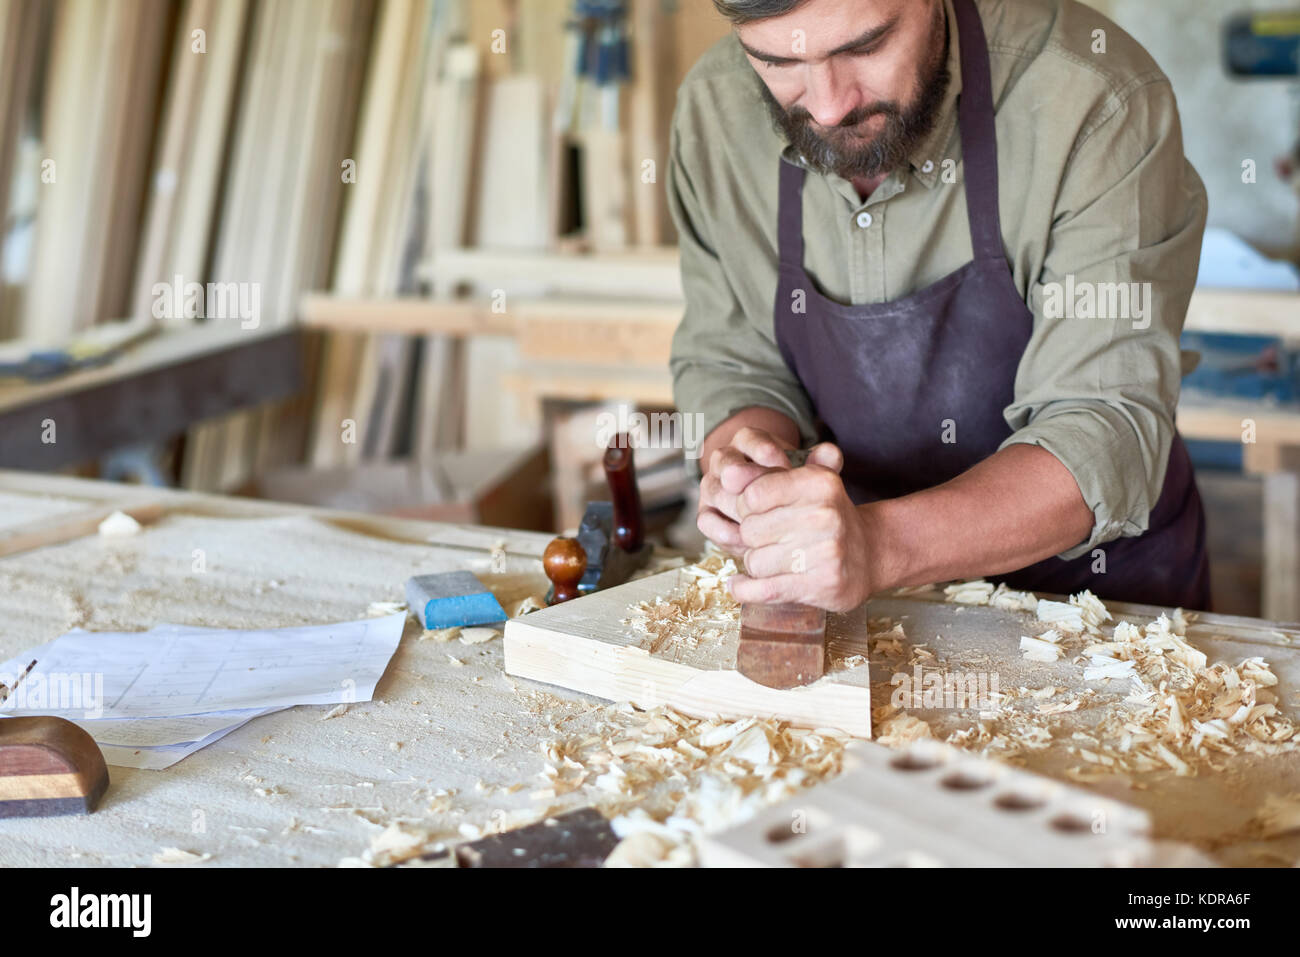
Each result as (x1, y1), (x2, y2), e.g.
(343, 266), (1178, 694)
(777, 157), (806, 268)
(952, 0), (1005, 263)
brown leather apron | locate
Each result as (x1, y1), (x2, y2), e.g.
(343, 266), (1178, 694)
(772, 0), (1211, 609)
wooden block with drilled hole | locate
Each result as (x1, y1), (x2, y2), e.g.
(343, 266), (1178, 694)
(696, 739), (1204, 868)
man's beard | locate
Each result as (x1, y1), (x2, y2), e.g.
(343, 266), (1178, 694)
(762, 16), (951, 181)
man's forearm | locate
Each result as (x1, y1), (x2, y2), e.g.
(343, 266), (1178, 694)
(700, 406), (801, 473)
(861, 443), (1096, 590)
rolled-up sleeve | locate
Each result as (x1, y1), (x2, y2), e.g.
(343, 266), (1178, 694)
(1000, 77), (1207, 560)
(667, 120), (817, 466)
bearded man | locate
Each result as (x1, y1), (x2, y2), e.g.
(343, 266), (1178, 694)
(669, 0), (1211, 611)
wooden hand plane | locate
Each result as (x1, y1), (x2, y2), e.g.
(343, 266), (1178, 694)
(544, 433), (652, 605)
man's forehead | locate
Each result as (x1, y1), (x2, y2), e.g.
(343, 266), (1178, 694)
(735, 0), (912, 61)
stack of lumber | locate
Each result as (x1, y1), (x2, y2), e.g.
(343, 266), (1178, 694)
(0, 0), (49, 340)
(17, 0), (173, 345)
(308, 0), (451, 471)
(181, 0), (376, 491)
(309, 0), (699, 465)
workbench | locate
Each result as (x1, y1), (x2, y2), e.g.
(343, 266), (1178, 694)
(0, 470), (1297, 867)
(0, 323), (303, 471)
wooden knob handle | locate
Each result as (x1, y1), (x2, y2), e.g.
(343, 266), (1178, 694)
(544, 537), (587, 604)
(603, 436), (643, 553)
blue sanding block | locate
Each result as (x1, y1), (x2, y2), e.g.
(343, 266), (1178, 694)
(406, 571), (506, 629)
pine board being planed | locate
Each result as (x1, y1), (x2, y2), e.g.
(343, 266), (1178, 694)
(504, 568), (873, 737)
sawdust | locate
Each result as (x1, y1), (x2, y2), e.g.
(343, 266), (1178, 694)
(934, 580), (1300, 781)
(537, 700), (851, 865)
(943, 580), (1037, 611)
(1252, 793), (1300, 837)
(875, 710), (934, 746)
(98, 510), (142, 537)
(458, 627), (499, 645)
(625, 549), (739, 657)
(420, 626), (461, 642)
(151, 847), (212, 866)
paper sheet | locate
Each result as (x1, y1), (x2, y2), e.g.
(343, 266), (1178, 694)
(67, 709), (284, 747)
(0, 613), (407, 719)
(96, 712), (272, 770)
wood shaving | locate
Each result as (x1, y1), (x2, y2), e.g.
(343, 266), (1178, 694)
(98, 510), (142, 537)
(626, 550), (740, 656)
(1037, 699), (1081, 715)
(420, 626), (461, 642)
(941, 579), (1036, 611)
(507, 595), (545, 617)
(458, 627), (500, 645)
(1020, 633), (1064, 661)
(876, 711), (934, 746)
(151, 847), (211, 866)
(1252, 793), (1300, 837)
(357, 823), (436, 867)
(534, 699), (850, 864)
(321, 704), (348, 720)
(366, 600), (406, 616)
(1012, 594), (1300, 778)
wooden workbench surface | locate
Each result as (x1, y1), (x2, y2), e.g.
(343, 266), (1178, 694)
(0, 470), (1297, 867)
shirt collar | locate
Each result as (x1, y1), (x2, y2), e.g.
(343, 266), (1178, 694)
(907, 0), (962, 189)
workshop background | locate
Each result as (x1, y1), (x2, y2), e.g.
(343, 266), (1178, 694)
(0, 0), (1298, 620)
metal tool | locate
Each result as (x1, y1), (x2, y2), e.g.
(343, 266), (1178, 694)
(545, 433), (652, 604)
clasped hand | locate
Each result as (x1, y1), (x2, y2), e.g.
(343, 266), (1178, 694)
(697, 427), (875, 612)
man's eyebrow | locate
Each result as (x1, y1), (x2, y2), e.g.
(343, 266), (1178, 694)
(738, 17), (900, 64)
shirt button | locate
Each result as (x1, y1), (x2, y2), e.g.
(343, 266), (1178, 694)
(856, 211), (873, 229)
(922, 160), (935, 173)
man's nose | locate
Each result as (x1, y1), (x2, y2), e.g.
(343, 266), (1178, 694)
(801, 62), (860, 128)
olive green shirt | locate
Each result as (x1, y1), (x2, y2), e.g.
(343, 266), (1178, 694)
(667, 0), (1207, 558)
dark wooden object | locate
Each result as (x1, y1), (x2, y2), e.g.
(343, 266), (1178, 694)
(544, 537), (587, 605)
(0, 716), (110, 818)
(454, 808), (619, 868)
(737, 602), (828, 689)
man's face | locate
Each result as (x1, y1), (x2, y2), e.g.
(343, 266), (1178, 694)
(737, 0), (950, 181)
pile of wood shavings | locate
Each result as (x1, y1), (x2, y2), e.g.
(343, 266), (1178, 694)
(943, 579), (1037, 611)
(939, 580), (1300, 781)
(1077, 612), (1298, 777)
(534, 700), (850, 866)
(625, 550), (740, 657)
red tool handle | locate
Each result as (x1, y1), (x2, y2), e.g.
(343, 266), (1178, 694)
(603, 434), (643, 552)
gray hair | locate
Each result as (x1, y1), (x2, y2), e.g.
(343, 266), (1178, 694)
(711, 0), (807, 24)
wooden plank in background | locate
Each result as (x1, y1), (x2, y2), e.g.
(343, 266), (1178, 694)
(424, 247), (683, 299)
(0, 0), (46, 340)
(628, 0), (676, 246)
(471, 75), (550, 250)
(310, 0), (428, 469)
(1263, 471), (1300, 623)
(132, 0), (250, 320)
(1184, 289), (1300, 340)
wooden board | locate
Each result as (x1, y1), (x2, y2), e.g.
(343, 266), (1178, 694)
(0, 468), (1298, 866)
(422, 247), (683, 300)
(698, 738), (1173, 868)
(504, 568), (874, 737)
